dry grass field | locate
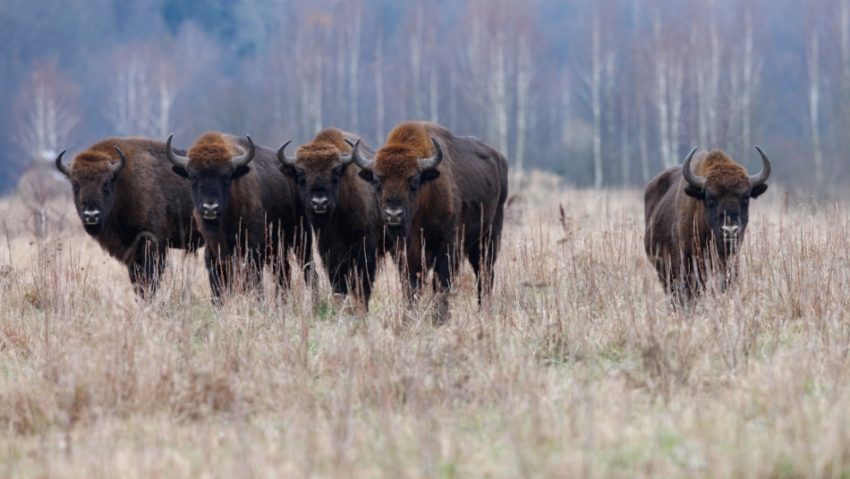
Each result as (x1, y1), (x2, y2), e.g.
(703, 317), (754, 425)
(1, 171), (849, 478)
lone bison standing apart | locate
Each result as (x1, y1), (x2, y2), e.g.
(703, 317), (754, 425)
(278, 128), (382, 313)
(55, 138), (202, 298)
(352, 121), (509, 323)
(644, 147), (771, 302)
(166, 132), (312, 304)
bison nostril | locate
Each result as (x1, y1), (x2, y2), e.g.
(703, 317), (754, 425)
(384, 208), (404, 224)
(312, 197), (329, 208)
(83, 210), (102, 225)
(200, 202), (220, 219)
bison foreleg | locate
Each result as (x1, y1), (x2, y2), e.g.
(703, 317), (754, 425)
(205, 253), (229, 307)
(431, 251), (453, 325)
(128, 241), (166, 300)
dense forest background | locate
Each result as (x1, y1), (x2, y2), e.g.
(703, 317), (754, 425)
(0, 0), (845, 194)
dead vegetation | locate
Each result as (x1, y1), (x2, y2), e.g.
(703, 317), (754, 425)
(0, 173), (849, 478)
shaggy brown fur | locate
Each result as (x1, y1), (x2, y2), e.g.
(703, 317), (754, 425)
(186, 133), (239, 170)
(362, 121), (509, 323)
(59, 137), (202, 298)
(174, 132), (312, 304)
(644, 149), (769, 303)
(282, 128), (382, 312)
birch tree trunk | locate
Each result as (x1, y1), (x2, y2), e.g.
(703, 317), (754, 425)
(591, 14), (604, 188)
(348, 4), (362, 131)
(808, 31), (824, 184)
(654, 11), (671, 169)
(515, 35), (532, 174)
(375, 33), (385, 144)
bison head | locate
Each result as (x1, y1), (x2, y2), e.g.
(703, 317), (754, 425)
(277, 140), (354, 228)
(56, 147), (126, 236)
(682, 147), (771, 253)
(166, 134), (254, 225)
(352, 137), (442, 238)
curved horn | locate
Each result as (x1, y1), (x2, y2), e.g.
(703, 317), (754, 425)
(55, 150), (70, 177)
(276, 140), (296, 166)
(231, 135), (255, 169)
(681, 147), (706, 190)
(339, 139), (355, 166)
(165, 134), (189, 169)
(419, 137), (444, 171)
(111, 146), (127, 175)
(750, 146), (772, 187)
(350, 139), (373, 171)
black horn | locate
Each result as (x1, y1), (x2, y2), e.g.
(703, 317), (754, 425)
(231, 135), (255, 169)
(55, 150), (70, 177)
(277, 140), (296, 166)
(165, 134), (189, 169)
(681, 147), (706, 190)
(419, 137), (444, 170)
(750, 146), (772, 187)
(350, 139), (373, 170)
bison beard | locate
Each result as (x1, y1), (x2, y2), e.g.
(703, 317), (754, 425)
(644, 146), (771, 305)
(352, 121), (509, 324)
(277, 128), (383, 315)
(167, 132), (313, 305)
(55, 138), (203, 298)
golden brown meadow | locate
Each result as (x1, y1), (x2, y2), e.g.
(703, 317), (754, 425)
(0, 171), (849, 478)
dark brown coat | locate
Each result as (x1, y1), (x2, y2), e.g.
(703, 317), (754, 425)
(352, 121), (509, 322)
(644, 148), (770, 302)
(167, 132), (312, 304)
(55, 137), (202, 298)
(278, 128), (382, 311)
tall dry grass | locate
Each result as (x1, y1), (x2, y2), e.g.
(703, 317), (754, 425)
(0, 171), (849, 478)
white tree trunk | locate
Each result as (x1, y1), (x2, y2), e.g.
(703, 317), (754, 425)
(348, 4), (362, 131)
(638, 99), (650, 182)
(669, 61), (683, 166)
(591, 14), (604, 188)
(375, 33), (385, 144)
(515, 36), (532, 174)
(808, 32), (824, 184)
(741, 10), (753, 155)
(654, 18), (671, 168)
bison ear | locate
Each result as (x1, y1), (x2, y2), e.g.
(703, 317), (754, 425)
(233, 165), (251, 179)
(280, 163), (297, 178)
(684, 185), (704, 200)
(358, 169), (374, 183)
(172, 165), (189, 178)
(751, 183), (768, 198)
(421, 169), (441, 183)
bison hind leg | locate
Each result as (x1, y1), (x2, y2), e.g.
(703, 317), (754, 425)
(468, 234), (499, 307)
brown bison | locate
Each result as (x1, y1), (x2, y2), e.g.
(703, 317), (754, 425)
(351, 121), (509, 323)
(55, 138), (202, 298)
(277, 128), (382, 313)
(166, 132), (312, 304)
(644, 147), (771, 302)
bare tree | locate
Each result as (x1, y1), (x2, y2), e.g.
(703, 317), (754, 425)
(13, 62), (78, 166)
(12, 61), (78, 238)
(105, 44), (181, 138)
(590, 13), (604, 187)
(807, 29), (824, 184)
(515, 35), (533, 174)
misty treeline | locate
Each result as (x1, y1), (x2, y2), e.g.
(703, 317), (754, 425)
(0, 0), (846, 194)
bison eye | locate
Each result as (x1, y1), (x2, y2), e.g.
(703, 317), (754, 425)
(72, 183), (80, 194)
(408, 176), (420, 191)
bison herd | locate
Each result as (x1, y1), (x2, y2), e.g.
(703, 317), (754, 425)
(55, 120), (771, 318)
